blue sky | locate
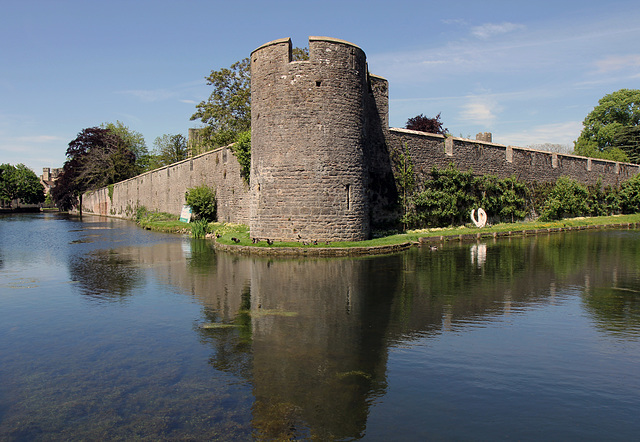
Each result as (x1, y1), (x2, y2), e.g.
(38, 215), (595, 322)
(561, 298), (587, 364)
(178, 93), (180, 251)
(2, 0), (640, 175)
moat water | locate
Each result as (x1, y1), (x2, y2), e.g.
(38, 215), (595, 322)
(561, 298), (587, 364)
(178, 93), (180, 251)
(1, 213), (639, 440)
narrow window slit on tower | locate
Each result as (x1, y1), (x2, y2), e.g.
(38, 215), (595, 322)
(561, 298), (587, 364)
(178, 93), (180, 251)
(346, 184), (351, 210)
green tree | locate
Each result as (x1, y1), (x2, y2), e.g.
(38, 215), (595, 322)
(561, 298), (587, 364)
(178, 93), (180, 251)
(0, 163), (45, 207)
(0, 163), (15, 207)
(191, 57), (251, 149)
(191, 47), (309, 150)
(101, 121), (151, 172)
(574, 89), (640, 162)
(474, 174), (527, 223)
(619, 173), (640, 214)
(409, 164), (475, 228)
(152, 134), (188, 168)
(51, 127), (138, 213)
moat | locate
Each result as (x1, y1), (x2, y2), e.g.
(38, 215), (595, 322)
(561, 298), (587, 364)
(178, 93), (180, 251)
(1, 213), (639, 440)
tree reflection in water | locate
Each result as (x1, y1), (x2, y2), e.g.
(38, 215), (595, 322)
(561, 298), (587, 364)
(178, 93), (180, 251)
(68, 250), (143, 302)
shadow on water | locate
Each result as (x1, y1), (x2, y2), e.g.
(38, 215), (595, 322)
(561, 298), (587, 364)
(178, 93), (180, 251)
(2, 214), (640, 439)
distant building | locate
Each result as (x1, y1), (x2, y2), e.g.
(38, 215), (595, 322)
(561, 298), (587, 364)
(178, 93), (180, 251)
(41, 167), (62, 195)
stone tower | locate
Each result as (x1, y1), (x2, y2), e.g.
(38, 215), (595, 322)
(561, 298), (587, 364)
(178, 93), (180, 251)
(250, 37), (372, 242)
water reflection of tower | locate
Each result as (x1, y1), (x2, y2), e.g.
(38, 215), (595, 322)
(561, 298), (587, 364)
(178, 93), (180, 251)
(247, 256), (401, 440)
(137, 241), (402, 439)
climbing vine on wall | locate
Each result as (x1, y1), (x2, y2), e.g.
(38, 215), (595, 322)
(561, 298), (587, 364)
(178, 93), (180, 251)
(394, 159), (640, 229)
(231, 130), (251, 185)
(390, 143), (415, 230)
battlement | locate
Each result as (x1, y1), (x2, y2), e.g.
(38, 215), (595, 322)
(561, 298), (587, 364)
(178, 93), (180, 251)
(251, 36), (364, 64)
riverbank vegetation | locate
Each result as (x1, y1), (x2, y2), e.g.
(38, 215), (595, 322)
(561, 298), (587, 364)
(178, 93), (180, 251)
(131, 207), (640, 249)
(0, 163), (45, 208)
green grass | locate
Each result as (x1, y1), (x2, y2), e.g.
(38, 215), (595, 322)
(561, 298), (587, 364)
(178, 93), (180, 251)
(136, 213), (640, 247)
(135, 210), (190, 233)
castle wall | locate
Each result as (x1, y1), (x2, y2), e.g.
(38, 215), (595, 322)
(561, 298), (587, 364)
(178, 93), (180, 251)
(81, 145), (250, 224)
(249, 37), (371, 242)
(384, 128), (639, 188)
(81, 35), (640, 239)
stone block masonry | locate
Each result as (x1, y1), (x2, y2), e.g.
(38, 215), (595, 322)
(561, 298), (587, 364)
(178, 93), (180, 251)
(82, 145), (250, 224)
(81, 35), (640, 242)
(384, 129), (638, 188)
(250, 37), (372, 242)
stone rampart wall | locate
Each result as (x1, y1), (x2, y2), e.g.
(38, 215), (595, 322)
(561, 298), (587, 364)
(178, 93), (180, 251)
(82, 145), (250, 224)
(386, 128), (640, 187)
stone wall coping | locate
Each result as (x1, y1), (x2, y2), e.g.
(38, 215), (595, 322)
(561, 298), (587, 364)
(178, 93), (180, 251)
(369, 73), (388, 82)
(390, 127), (446, 139)
(388, 127), (639, 167)
(251, 37), (291, 55)
(93, 143), (234, 190)
(308, 36), (363, 52)
(251, 36), (364, 58)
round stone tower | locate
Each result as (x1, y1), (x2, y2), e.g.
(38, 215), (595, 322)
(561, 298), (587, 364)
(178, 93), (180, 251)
(250, 36), (370, 242)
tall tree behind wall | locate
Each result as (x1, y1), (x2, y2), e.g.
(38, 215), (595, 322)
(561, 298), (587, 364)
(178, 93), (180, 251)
(190, 47), (309, 152)
(51, 127), (138, 212)
(574, 89), (640, 163)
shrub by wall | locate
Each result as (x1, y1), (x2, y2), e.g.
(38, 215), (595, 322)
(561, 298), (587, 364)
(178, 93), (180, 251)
(185, 184), (217, 222)
(401, 164), (640, 229)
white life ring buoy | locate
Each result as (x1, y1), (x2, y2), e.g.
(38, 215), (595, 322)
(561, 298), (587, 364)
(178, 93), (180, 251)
(471, 208), (487, 228)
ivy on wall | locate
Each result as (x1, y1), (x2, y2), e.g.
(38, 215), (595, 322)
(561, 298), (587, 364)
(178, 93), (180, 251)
(392, 159), (640, 229)
(231, 130), (251, 185)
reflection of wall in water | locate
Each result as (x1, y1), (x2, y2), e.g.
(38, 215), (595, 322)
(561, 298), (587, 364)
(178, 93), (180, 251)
(392, 232), (640, 340)
(121, 231), (640, 437)
(125, 240), (253, 316)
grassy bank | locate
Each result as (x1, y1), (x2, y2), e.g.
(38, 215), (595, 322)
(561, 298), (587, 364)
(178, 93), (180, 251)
(221, 213), (640, 248)
(135, 209), (190, 233)
(136, 211), (640, 248)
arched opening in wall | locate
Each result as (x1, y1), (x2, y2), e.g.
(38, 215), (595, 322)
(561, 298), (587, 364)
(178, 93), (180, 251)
(316, 80), (322, 87)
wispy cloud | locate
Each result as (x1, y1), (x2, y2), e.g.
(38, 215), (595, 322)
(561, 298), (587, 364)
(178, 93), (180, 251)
(498, 121), (583, 147)
(14, 134), (65, 143)
(459, 97), (501, 125)
(118, 89), (176, 102)
(442, 18), (467, 26)
(594, 54), (640, 73)
(371, 15), (640, 85)
(471, 22), (526, 39)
